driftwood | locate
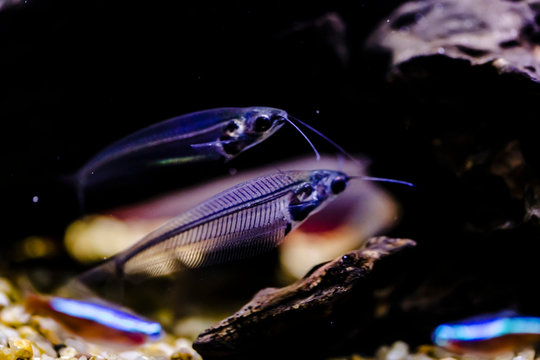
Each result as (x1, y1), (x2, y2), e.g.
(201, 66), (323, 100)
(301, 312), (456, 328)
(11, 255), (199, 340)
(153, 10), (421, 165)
(193, 236), (416, 359)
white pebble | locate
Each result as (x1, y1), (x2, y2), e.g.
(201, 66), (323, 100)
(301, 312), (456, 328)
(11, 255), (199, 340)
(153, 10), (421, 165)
(386, 341), (409, 360)
(35, 339), (57, 358)
(494, 351), (515, 360)
(514, 348), (535, 360)
(119, 350), (145, 360)
(65, 338), (88, 353)
(174, 338), (192, 349)
(0, 323), (21, 340)
(0, 278), (15, 295)
(143, 341), (174, 357)
(0, 292), (10, 308)
(59, 345), (78, 358)
(409, 353), (433, 360)
(0, 305), (30, 326)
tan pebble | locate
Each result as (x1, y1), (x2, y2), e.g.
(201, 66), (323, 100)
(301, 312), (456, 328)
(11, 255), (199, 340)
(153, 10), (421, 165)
(0, 346), (16, 360)
(375, 345), (390, 360)
(143, 341), (174, 357)
(514, 349), (536, 360)
(65, 338), (89, 354)
(98, 351), (121, 360)
(173, 338), (192, 349)
(0, 292), (10, 308)
(0, 278), (15, 296)
(495, 352), (515, 360)
(18, 325), (39, 338)
(119, 350), (144, 360)
(59, 346), (79, 358)
(35, 339), (57, 358)
(170, 347), (202, 360)
(31, 316), (63, 344)
(1, 305), (30, 327)
(8, 338), (33, 359)
(0, 323), (20, 341)
(409, 353), (433, 360)
(351, 355), (371, 360)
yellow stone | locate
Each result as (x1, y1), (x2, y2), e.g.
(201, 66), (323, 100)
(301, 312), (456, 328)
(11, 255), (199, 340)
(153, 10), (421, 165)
(8, 338), (33, 359)
(0, 346), (16, 360)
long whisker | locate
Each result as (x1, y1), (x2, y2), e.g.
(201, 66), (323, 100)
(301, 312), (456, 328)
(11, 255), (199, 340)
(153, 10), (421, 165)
(349, 175), (415, 187)
(289, 115), (362, 166)
(283, 117), (321, 161)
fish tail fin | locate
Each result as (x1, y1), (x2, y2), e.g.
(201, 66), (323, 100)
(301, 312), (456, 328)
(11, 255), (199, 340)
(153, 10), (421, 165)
(14, 276), (47, 314)
(56, 169), (87, 213)
(24, 292), (50, 314)
(62, 260), (125, 301)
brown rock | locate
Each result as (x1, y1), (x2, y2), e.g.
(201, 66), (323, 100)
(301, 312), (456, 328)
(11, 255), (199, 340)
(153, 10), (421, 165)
(193, 236), (416, 360)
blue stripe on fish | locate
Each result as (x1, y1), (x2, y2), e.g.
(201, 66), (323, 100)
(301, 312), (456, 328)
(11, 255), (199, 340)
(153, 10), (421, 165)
(49, 297), (162, 339)
(433, 316), (540, 345)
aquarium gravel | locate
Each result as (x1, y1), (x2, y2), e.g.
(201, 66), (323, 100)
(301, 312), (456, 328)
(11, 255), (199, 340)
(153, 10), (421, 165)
(2, 276), (539, 360)
(0, 277), (202, 360)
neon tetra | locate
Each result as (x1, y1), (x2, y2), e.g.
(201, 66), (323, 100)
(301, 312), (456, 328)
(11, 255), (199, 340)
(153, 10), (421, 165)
(432, 314), (540, 354)
(25, 293), (162, 346)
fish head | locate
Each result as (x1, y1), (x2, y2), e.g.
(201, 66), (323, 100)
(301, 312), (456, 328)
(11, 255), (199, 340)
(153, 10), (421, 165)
(289, 170), (349, 222)
(243, 107), (287, 137)
(432, 323), (454, 347)
(216, 107), (286, 156)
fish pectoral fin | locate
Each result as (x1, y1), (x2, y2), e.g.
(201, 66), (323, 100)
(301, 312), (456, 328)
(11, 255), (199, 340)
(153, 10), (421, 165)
(190, 139), (236, 149)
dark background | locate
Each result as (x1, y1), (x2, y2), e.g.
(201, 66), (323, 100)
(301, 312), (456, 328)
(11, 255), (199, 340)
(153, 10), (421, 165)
(0, 0), (410, 244)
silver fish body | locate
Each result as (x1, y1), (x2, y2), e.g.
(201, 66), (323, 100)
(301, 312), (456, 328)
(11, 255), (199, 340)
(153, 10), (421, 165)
(76, 107), (287, 193)
(78, 169), (349, 283)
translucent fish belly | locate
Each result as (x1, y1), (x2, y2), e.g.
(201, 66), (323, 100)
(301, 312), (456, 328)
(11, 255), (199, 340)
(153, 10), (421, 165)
(122, 197), (291, 277)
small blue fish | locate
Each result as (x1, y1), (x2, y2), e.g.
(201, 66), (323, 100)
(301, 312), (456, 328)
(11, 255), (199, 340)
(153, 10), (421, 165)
(25, 293), (162, 346)
(432, 313), (540, 354)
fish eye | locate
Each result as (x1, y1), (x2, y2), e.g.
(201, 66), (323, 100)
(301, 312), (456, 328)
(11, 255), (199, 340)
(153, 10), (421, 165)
(253, 116), (272, 132)
(330, 176), (347, 194)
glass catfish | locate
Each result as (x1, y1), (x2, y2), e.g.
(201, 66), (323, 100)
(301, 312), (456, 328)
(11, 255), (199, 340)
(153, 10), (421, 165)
(75, 107), (289, 201)
(75, 169), (350, 286)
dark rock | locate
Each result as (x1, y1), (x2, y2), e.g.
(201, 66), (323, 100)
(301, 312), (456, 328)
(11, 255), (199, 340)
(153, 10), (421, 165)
(193, 236), (416, 360)
(366, 0), (540, 83)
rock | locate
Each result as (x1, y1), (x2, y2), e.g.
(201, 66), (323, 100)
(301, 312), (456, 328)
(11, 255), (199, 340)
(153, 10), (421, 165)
(366, 0), (540, 83)
(0, 305), (30, 327)
(8, 338), (33, 359)
(193, 236), (416, 359)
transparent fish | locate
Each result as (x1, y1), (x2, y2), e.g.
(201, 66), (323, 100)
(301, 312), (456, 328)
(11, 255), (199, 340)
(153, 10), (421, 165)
(24, 293), (163, 347)
(75, 169), (350, 287)
(432, 312), (540, 354)
(75, 107), (289, 202)
(63, 155), (399, 271)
